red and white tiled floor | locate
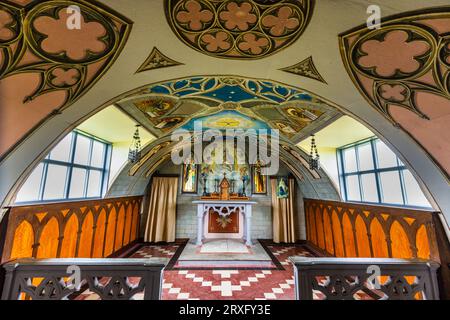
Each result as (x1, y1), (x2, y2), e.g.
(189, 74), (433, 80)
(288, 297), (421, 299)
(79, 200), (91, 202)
(75, 242), (331, 300)
(129, 243), (315, 300)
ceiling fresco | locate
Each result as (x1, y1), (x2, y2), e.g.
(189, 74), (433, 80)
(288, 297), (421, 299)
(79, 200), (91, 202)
(116, 76), (341, 142)
(340, 7), (450, 178)
(0, 0), (131, 159)
(164, 0), (314, 59)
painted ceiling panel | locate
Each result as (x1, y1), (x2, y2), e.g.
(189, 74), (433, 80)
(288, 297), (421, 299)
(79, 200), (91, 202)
(115, 76), (341, 142)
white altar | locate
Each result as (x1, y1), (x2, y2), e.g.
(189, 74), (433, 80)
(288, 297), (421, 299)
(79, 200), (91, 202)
(193, 200), (257, 246)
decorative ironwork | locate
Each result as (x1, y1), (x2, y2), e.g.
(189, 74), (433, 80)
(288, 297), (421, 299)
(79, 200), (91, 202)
(308, 134), (320, 170)
(1, 258), (167, 300)
(291, 257), (440, 300)
(128, 125), (142, 163)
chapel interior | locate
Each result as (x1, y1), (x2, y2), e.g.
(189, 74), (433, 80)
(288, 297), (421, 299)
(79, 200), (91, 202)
(0, 0), (449, 301)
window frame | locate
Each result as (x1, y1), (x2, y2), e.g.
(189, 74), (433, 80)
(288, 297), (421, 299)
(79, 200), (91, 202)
(16, 130), (112, 204)
(337, 137), (430, 209)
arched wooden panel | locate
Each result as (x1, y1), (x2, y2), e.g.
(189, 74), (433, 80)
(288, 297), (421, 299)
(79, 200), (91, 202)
(323, 210), (334, 255)
(92, 209), (107, 258)
(309, 207), (317, 246)
(36, 217), (59, 259)
(416, 224), (431, 259)
(390, 221), (413, 259)
(78, 212), (94, 258)
(131, 203), (140, 242)
(331, 211), (344, 257)
(342, 213), (357, 257)
(114, 205), (125, 251)
(355, 215), (371, 257)
(370, 218), (389, 258)
(10, 220), (34, 260)
(315, 207), (325, 249)
(123, 205), (132, 246)
(60, 214), (78, 258)
(303, 199), (439, 265)
(104, 209), (116, 257)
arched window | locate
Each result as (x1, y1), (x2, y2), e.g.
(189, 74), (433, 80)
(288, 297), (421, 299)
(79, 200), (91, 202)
(338, 138), (430, 208)
(16, 131), (112, 203)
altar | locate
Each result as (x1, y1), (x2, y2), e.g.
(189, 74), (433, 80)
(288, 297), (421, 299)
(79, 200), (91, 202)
(193, 200), (257, 246)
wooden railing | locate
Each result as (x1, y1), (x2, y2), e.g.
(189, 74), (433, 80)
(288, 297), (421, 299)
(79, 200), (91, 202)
(290, 257), (440, 300)
(304, 199), (440, 261)
(0, 196), (142, 264)
(1, 258), (166, 300)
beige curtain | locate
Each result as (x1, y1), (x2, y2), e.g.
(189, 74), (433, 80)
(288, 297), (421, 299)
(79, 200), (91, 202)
(271, 178), (297, 243)
(144, 177), (178, 243)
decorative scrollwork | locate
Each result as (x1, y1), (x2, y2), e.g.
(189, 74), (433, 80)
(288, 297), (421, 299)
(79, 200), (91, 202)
(340, 8), (450, 178)
(0, 0), (131, 156)
(165, 0), (314, 59)
(87, 276), (145, 300)
(19, 277), (75, 300)
(342, 13), (450, 122)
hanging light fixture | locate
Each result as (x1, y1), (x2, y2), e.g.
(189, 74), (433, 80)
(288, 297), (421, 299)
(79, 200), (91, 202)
(309, 134), (320, 170)
(128, 125), (142, 163)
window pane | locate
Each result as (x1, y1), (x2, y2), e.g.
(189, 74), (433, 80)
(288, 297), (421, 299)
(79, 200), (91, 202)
(87, 170), (102, 197)
(357, 143), (374, 171)
(403, 170), (431, 207)
(375, 140), (398, 169)
(49, 133), (73, 162)
(343, 148), (357, 172)
(74, 134), (91, 165)
(69, 168), (86, 199)
(16, 164), (44, 202)
(346, 175), (361, 201)
(43, 165), (68, 200)
(91, 141), (105, 168)
(380, 171), (403, 205)
(361, 173), (378, 202)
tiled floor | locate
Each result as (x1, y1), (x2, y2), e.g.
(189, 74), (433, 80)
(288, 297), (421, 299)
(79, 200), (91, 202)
(75, 241), (317, 300)
(135, 242), (315, 300)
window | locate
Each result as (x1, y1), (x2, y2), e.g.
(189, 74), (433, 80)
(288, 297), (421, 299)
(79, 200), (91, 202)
(337, 138), (431, 208)
(16, 131), (111, 203)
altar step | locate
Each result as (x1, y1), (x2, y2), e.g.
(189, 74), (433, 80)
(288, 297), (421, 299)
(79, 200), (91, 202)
(174, 259), (275, 269)
(174, 239), (276, 269)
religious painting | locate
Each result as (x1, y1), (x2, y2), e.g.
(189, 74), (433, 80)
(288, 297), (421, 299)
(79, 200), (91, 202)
(251, 164), (267, 195)
(272, 121), (300, 138)
(154, 116), (184, 131)
(276, 177), (289, 199)
(286, 107), (324, 125)
(181, 161), (198, 193)
(134, 98), (174, 118)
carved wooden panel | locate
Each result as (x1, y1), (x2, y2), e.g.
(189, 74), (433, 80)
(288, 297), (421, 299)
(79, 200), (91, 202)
(1, 258), (166, 300)
(304, 199), (440, 262)
(1, 196), (142, 263)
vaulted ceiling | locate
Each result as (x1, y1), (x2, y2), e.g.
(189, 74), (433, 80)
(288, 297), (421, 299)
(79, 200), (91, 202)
(0, 0), (449, 224)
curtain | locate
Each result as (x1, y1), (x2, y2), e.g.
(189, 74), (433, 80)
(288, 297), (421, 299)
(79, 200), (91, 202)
(144, 177), (178, 243)
(271, 178), (297, 243)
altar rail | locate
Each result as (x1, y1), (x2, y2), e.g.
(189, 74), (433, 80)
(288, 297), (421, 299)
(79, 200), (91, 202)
(1, 258), (166, 300)
(0, 196), (143, 264)
(290, 257), (440, 300)
(304, 199), (440, 261)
